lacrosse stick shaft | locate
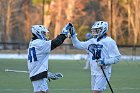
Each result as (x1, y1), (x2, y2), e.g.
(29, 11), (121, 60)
(100, 66), (114, 93)
(5, 69), (28, 73)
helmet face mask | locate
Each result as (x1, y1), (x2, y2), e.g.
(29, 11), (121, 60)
(31, 25), (49, 40)
(91, 21), (108, 38)
(45, 31), (49, 40)
(91, 27), (102, 37)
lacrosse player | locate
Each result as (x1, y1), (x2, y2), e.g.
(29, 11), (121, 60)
(27, 23), (72, 93)
(70, 21), (121, 93)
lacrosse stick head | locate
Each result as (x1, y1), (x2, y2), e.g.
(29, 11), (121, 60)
(48, 72), (63, 81)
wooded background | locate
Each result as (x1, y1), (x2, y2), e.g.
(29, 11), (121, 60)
(0, 0), (140, 45)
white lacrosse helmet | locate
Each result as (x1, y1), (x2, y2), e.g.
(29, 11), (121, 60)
(91, 21), (108, 38)
(31, 25), (49, 40)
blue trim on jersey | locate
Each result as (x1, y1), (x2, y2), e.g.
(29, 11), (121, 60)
(36, 32), (43, 39)
(36, 32), (47, 40)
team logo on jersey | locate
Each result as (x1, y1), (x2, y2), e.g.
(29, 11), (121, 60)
(88, 44), (103, 60)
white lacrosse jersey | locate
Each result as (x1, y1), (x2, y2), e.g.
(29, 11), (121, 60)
(71, 36), (121, 76)
(27, 39), (51, 78)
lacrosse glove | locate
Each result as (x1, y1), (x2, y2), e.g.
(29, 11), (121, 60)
(97, 56), (121, 66)
(97, 58), (105, 66)
(70, 25), (77, 38)
(61, 23), (73, 37)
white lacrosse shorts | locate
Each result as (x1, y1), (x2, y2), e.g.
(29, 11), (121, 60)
(32, 78), (48, 92)
(91, 75), (109, 91)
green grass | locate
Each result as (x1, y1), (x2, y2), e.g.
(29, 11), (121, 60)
(0, 59), (140, 93)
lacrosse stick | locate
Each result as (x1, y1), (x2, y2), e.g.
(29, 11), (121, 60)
(88, 44), (114, 93)
(5, 69), (63, 82)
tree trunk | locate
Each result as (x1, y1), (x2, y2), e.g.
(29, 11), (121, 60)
(5, 0), (12, 42)
(54, 0), (62, 38)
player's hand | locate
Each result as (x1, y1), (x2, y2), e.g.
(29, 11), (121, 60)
(97, 58), (105, 66)
(61, 23), (73, 37)
(70, 24), (77, 38)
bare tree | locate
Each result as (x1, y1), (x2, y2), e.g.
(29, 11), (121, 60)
(128, 0), (140, 45)
(21, 0), (32, 42)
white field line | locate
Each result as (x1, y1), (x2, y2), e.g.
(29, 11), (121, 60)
(0, 88), (140, 91)
(4, 69), (140, 91)
(0, 54), (140, 60)
(52, 88), (140, 90)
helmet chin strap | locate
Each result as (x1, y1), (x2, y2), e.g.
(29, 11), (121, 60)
(45, 38), (49, 41)
(97, 33), (107, 42)
(93, 35), (98, 38)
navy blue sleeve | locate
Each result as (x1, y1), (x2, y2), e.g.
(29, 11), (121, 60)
(51, 34), (67, 50)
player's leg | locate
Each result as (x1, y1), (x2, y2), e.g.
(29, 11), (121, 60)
(84, 60), (89, 69)
(32, 78), (48, 93)
(84, 59), (90, 69)
(91, 75), (107, 93)
(84, 54), (90, 69)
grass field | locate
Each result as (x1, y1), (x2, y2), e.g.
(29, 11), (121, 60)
(0, 59), (140, 93)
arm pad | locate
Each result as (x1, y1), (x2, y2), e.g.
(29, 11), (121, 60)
(51, 34), (66, 50)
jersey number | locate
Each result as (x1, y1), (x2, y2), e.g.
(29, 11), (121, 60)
(91, 49), (101, 60)
(88, 44), (103, 60)
(28, 47), (37, 62)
